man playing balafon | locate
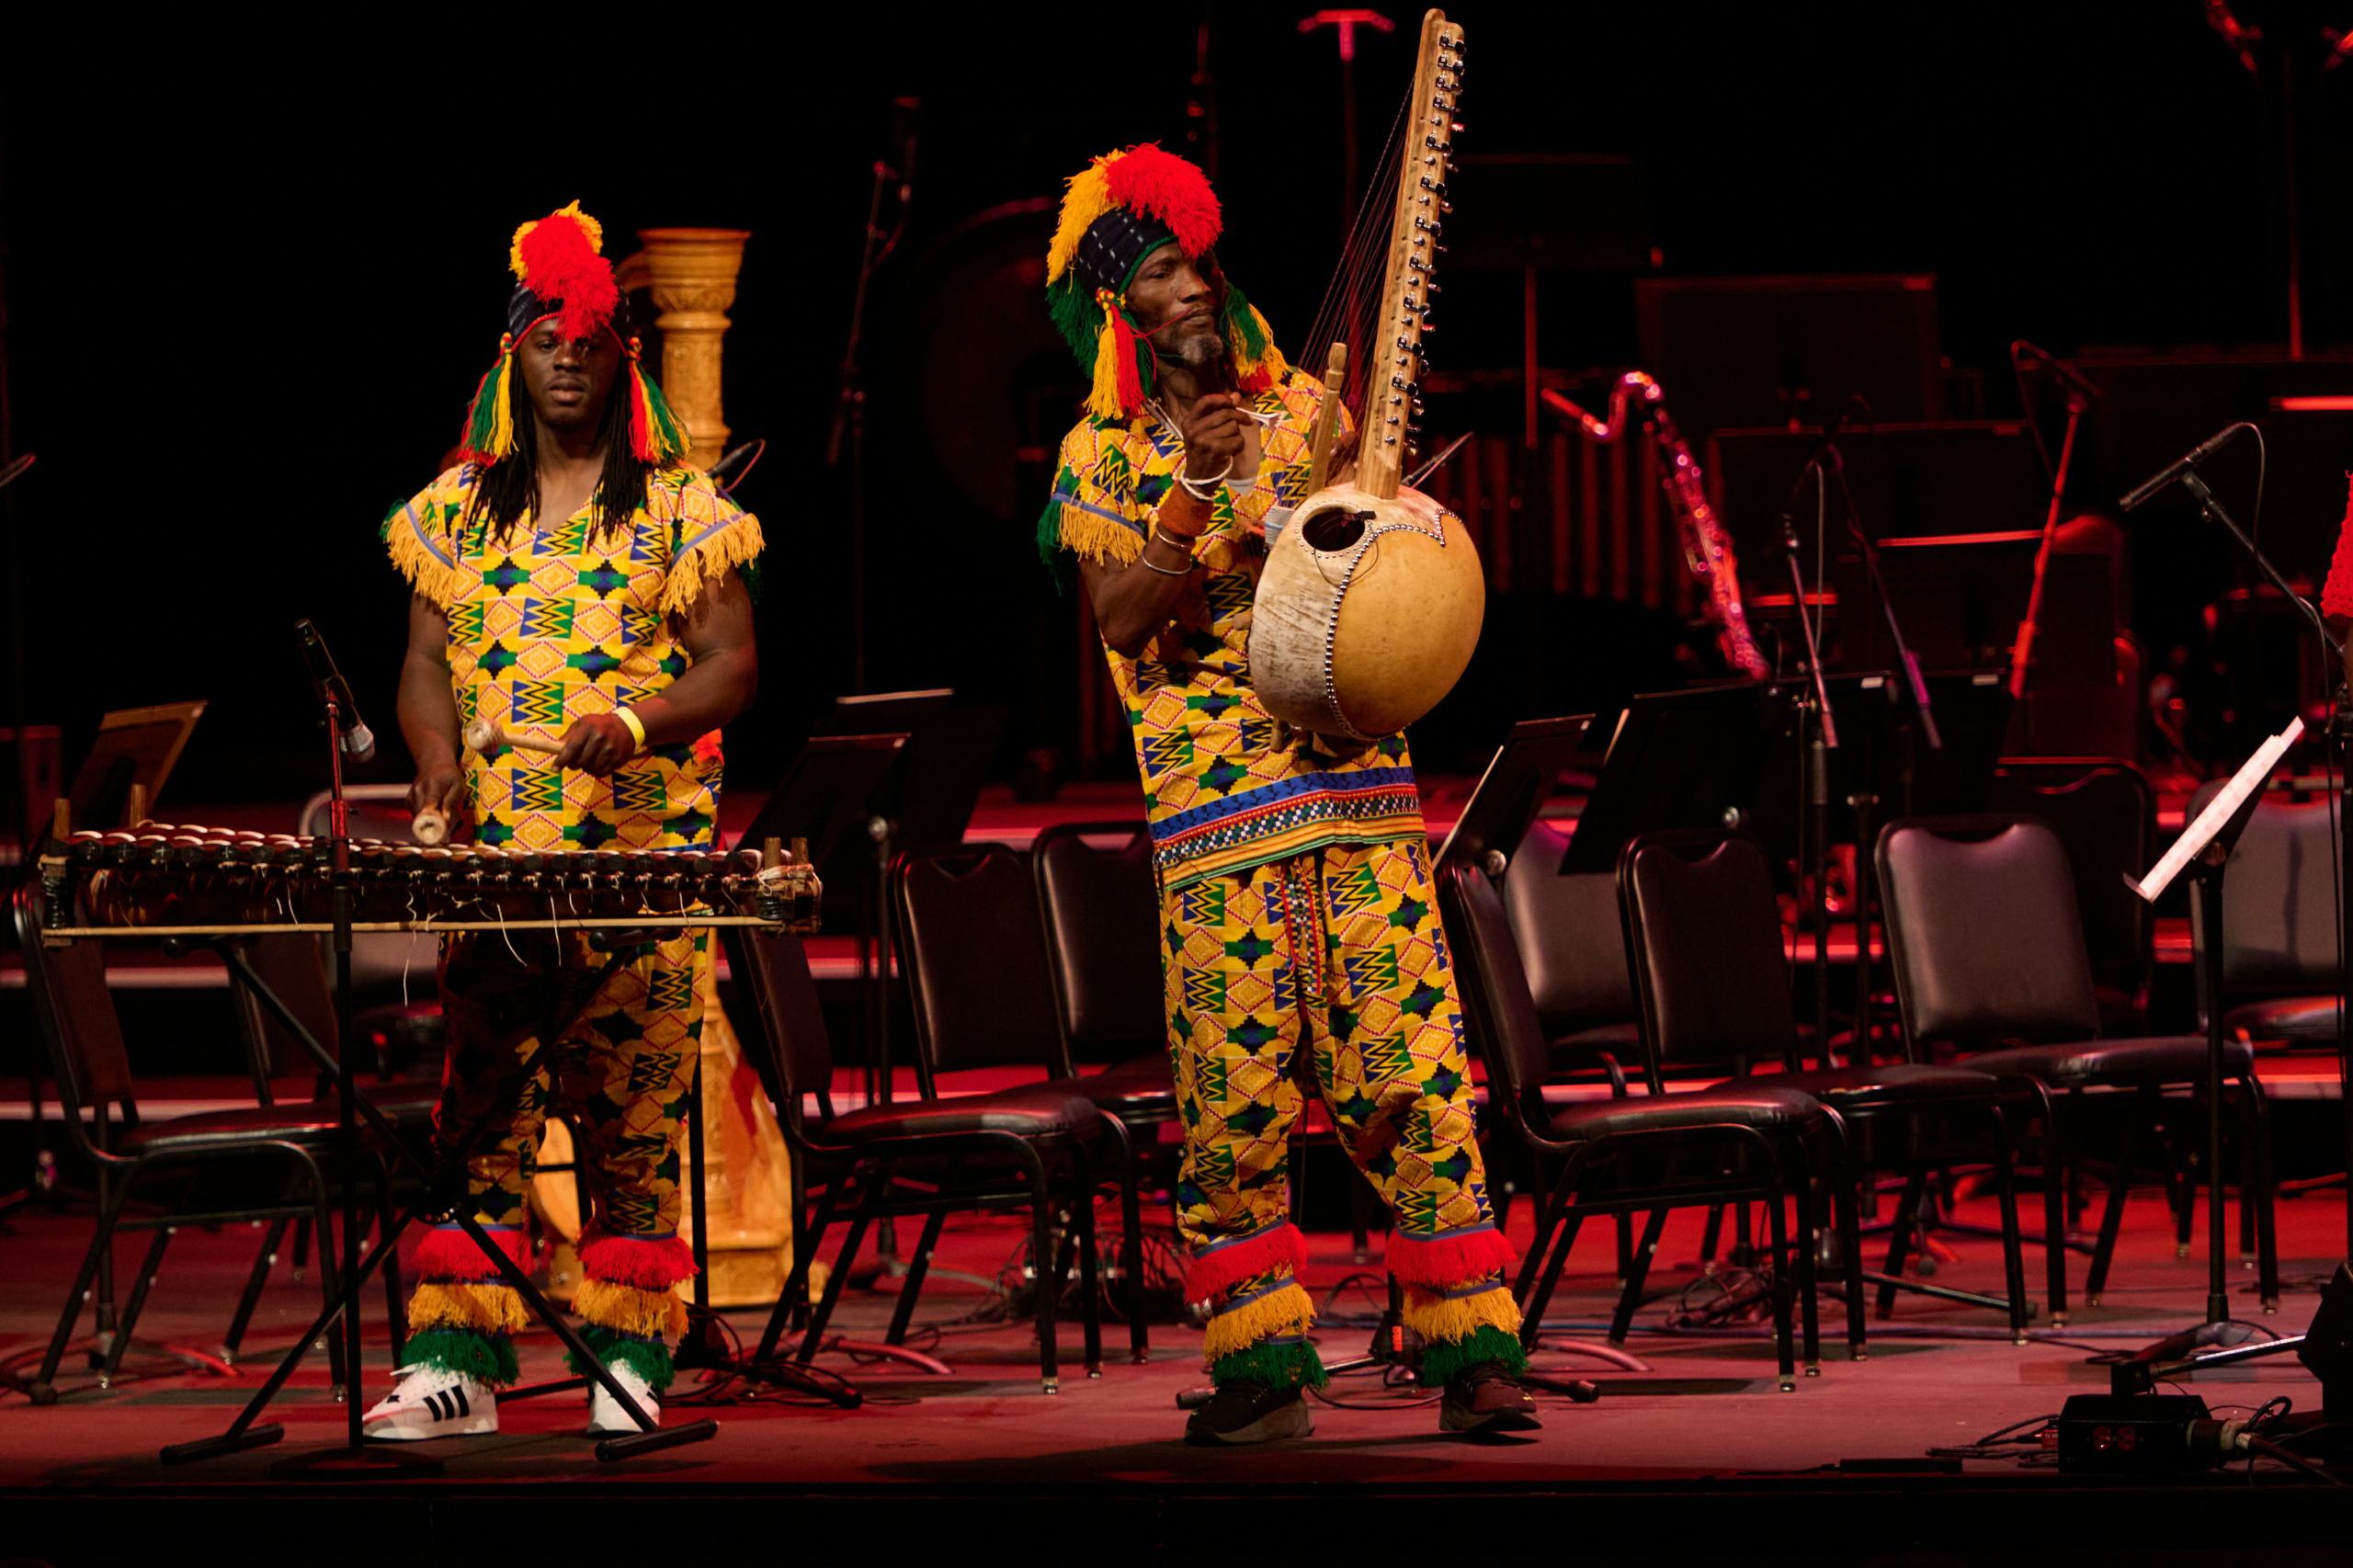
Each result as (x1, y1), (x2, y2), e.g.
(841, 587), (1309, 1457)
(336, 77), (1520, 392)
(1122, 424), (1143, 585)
(1038, 145), (1537, 1443)
(369, 200), (763, 1440)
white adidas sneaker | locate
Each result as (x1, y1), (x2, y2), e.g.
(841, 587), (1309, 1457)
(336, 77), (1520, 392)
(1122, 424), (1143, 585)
(360, 1364), (497, 1440)
(585, 1360), (660, 1437)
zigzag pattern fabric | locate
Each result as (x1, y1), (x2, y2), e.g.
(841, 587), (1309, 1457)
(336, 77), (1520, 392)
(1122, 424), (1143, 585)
(1041, 367), (1424, 891)
(384, 463), (763, 853)
(1165, 840), (1523, 1384)
(401, 926), (707, 1389)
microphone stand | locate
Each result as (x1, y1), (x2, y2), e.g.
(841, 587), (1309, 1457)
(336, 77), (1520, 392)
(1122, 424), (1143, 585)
(1828, 449), (1942, 1063)
(1779, 468), (1839, 1052)
(827, 147), (910, 699)
(2114, 455), (2348, 1356)
(2007, 359), (2097, 711)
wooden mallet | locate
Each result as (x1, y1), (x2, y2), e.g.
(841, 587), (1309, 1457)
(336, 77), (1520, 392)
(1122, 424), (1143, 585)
(463, 717), (562, 756)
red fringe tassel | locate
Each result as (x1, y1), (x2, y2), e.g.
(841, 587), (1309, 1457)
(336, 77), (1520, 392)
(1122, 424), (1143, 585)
(413, 1226), (531, 1283)
(1182, 1222), (1306, 1303)
(578, 1229), (698, 1291)
(1110, 309), (1145, 415)
(1385, 1225), (1519, 1289)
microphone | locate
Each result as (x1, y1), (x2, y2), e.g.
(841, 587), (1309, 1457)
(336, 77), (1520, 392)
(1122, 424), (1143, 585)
(2011, 339), (2104, 400)
(2118, 422), (2251, 513)
(293, 619), (377, 764)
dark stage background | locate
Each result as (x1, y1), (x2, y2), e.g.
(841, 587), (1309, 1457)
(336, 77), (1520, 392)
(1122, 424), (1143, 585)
(2, 4), (2347, 805)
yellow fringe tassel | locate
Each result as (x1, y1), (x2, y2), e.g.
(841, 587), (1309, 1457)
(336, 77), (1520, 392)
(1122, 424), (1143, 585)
(1200, 1281), (1315, 1364)
(406, 1281), (531, 1337)
(1052, 505), (1145, 570)
(573, 1277), (689, 1342)
(386, 513), (468, 611)
(1086, 316), (1128, 422)
(1401, 1284), (1523, 1346)
(657, 514), (768, 618)
(485, 355), (516, 460)
(1046, 161), (1117, 286)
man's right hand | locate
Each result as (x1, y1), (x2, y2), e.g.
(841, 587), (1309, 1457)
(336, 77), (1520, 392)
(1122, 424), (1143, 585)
(1177, 392), (1246, 481)
(408, 763), (466, 820)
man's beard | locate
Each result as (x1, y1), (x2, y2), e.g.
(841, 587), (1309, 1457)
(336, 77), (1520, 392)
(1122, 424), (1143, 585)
(1173, 331), (1225, 369)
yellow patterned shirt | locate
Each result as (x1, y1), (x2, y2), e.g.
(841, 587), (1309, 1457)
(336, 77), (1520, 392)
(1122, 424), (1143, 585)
(385, 463), (764, 851)
(1043, 366), (1424, 892)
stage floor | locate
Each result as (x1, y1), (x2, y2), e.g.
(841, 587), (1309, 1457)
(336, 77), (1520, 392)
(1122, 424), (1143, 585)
(0, 1180), (2346, 1561)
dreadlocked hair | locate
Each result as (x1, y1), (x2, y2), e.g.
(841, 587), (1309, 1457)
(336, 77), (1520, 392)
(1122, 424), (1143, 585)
(463, 353), (656, 546)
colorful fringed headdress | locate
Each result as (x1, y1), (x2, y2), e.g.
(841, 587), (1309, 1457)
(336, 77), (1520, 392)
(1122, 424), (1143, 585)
(1045, 144), (1286, 421)
(459, 200), (691, 468)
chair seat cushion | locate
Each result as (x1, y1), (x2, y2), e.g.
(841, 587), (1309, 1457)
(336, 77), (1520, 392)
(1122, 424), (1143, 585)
(1768, 1062), (2005, 1107)
(1962, 1035), (2252, 1086)
(2223, 995), (2339, 1044)
(1041, 1056), (1176, 1120)
(358, 1080), (444, 1126)
(1548, 1084), (1821, 1141)
(119, 1101), (348, 1155)
(824, 1089), (1101, 1142)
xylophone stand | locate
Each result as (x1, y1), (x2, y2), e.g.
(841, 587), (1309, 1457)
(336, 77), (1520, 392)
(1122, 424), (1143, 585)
(162, 677), (713, 1470)
(165, 940), (717, 1467)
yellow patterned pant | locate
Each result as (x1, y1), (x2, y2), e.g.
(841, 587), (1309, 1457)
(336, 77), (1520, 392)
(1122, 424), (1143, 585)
(403, 926), (702, 1388)
(1165, 839), (1522, 1384)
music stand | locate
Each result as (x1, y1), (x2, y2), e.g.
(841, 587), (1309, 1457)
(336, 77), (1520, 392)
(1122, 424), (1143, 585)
(1435, 715), (1592, 879)
(810, 693), (1003, 1262)
(674, 734), (909, 1403)
(737, 733), (910, 871)
(64, 701), (206, 832)
(1557, 684), (1782, 876)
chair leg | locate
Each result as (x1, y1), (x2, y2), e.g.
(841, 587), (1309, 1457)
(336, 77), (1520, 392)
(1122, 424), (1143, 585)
(1988, 1108), (2030, 1344)
(222, 1218), (290, 1364)
(796, 1165), (883, 1366)
(1015, 1141), (1062, 1394)
(1521, 1206), (1587, 1348)
(308, 1181), (347, 1397)
(99, 1225), (174, 1388)
(2172, 1104), (2197, 1259)
(1697, 1203), (1724, 1265)
(290, 1215), (312, 1283)
(2084, 1097), (2145, 1307)
(759, 1164), (848, 1360)
(1070, 1142), (1104, 1379)
(1513, 1168), (1574, 1305)
(1821, 1114), (1867, 1359)
(1762, 1165), (1796, 1392)
(883, 1209), (947, 1346)
(1608, 1208), (1666, 1346)
(1788, 1146), (1819, 1378)
(2036, 1087), (2070, 1327)
(1875, 1164), (1928, 1319)
(1103, 1116), (1151, 1362)
(31, 1180), (126, 1397)
(2241, 1074), (2280, 1312)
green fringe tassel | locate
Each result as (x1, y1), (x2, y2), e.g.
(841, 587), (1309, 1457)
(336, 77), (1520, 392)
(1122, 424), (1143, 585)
(1047, 273), (1104, 363)
(638, 368), (691, 461)
(402, 1327), (519, 1387)
(1209, 1336), (1328, 1392)
(1220, 279), (1269, 363)
(1415, 1323), (1529, 1390)
(568, 1324), (676, 1392)
(378, 497), (407, 541)
(463, 353), (510, 459)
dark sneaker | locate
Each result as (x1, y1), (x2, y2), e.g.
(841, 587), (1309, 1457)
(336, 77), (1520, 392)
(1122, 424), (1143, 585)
(1183, 1378), (1314, 1446)
(1440, 1362), (1541, 1434)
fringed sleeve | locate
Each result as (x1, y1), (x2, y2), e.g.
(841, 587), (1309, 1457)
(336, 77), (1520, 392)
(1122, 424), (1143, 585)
(657, 472), (767, 618)
(382, 467), (472, 610)
(1034, 418), (1149, 572)
(2322, 474), (2353, 619)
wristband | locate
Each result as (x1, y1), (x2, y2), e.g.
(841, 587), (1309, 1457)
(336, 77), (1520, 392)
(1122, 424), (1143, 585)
(614, 707), (648, 753)
(1157, 490), (1211, 541)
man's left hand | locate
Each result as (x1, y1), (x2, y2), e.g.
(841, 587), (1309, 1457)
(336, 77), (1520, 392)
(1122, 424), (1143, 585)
(553, 712), (638, 777)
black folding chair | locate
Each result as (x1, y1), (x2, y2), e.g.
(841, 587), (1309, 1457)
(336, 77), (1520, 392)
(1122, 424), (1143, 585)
(6, 881), (402, 1403)
(722, 923), (1110, 1392)
(1988, 758), (2156, 1032)
(1618, 831), (2040, 1343)
(1877, 814), (2279, 1318)
(897, 842), (1154, 1359)
(1441, 859), (1839, 1387)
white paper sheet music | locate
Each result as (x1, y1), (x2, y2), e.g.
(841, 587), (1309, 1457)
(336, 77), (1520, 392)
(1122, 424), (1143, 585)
(2131, 716), (2304, 903)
